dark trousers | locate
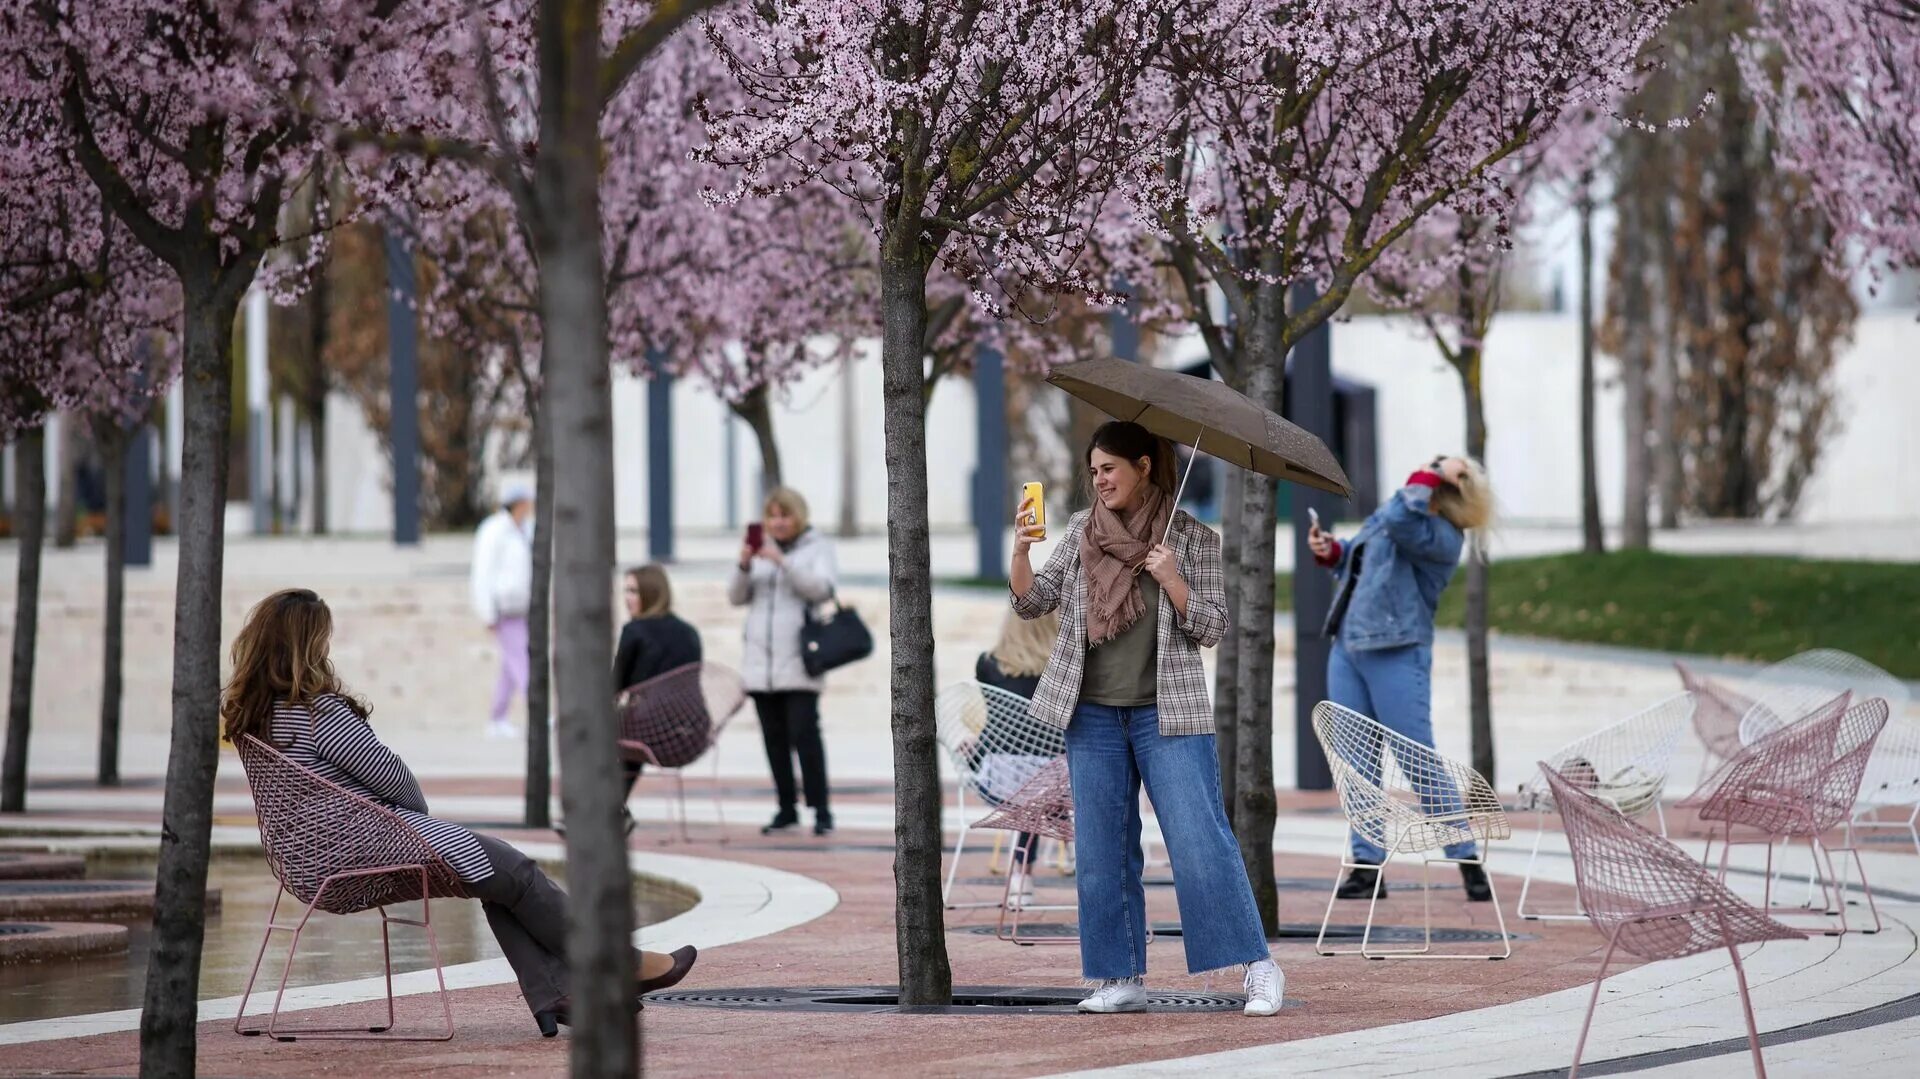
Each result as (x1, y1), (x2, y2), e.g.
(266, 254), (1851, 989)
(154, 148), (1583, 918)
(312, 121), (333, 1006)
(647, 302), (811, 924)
(753, 690), (829, 816)
(622, 759), (643, 797)
(467, 832), (638, 1014)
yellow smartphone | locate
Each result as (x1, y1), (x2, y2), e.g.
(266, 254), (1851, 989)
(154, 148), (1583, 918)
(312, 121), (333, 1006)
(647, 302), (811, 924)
(1021, 481), (1046, 539)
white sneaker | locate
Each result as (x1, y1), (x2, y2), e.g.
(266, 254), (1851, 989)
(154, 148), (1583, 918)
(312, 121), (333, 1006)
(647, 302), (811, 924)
(1005, 870), (1036, 910)
(1077, 977), (1148, 1013)
(1243, 959), (1283, 1017)
(487, 719), (521, 740)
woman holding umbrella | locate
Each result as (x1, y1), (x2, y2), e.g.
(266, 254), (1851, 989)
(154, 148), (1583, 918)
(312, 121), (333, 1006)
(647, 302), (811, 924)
(1010, 420), (1283, 1018)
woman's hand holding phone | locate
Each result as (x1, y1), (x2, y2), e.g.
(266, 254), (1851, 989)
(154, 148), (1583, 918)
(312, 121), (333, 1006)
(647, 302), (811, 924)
(1306, 507), (1333, 561)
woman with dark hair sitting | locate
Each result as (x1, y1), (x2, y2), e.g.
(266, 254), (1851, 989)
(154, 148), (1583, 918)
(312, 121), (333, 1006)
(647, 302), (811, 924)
(222, 588), (698, 1038)
(612, 564), (704, 828)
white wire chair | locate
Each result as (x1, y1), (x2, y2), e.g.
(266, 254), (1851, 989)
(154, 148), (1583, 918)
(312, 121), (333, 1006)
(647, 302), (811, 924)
(935, 681), (1068, 908)
(1311, 701), (1513, 960)
(1513, 693), (1692, 922)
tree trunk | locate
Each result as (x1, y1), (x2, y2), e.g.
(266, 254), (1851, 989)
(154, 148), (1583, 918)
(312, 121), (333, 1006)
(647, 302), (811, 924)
(730, 383), (783, 491)
(54, 415), (79, 548)
(1213, 464), (1241, 823)
(879, 244), (953, 1006)
(1654, 291), (1681, 530)
(838, 355), (858, 537)
(1620, 259), (1652, 551)
(535, 3), (633, 1073)
(100, 425), (127, 787)
(140, 276), (242, 1079)
(525, 394), (554, 829)
(1232, 283), (1285, 936)
(1458, 348), (1494, 785)
(1578, 186), (1604, 555)
(1, 427), (46, 812)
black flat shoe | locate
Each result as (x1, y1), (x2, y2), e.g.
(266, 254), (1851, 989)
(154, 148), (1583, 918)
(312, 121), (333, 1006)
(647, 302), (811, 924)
(1460, 862), (1493, 902)
(761, 809), (799, 835)
(637, 945), (699, 996)
(813, 814), (834, 837)
(1335, 866), (1384, 900)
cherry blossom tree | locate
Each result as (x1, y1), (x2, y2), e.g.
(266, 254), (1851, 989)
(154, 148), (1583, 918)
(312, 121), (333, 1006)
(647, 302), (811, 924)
(1746, 0), (1920, 298)
(1105, 0), (1686, 930)
(699, 0), (1181, 1003)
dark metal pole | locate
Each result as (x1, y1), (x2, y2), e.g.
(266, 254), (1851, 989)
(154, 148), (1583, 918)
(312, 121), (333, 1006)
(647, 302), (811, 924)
(384, 229), (420, 546)
(124, 352), (153, 568)
(647, 347), (674, 563)
(1289, 281), (1336, 791)
(1108, 276), (1140, 362)
(973, 342), (1008, 582)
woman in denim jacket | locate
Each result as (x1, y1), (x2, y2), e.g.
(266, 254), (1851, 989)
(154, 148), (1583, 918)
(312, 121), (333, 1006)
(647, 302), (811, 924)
(1308, 456), (1495, 902)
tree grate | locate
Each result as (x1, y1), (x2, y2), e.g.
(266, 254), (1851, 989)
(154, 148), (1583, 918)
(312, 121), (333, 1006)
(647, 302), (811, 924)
(0, 882), (148, 896)
(644, 985), (1264, 1014)
(958, 921), (1530, 944)
(0, 923), (52, 937)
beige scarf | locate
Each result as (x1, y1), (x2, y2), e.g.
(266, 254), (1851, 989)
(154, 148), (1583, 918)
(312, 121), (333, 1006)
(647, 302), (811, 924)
(1080, 484), (1172, 647)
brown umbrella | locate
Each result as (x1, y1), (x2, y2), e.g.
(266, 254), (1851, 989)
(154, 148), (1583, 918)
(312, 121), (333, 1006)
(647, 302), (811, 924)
(1045, 357), (1354, 506)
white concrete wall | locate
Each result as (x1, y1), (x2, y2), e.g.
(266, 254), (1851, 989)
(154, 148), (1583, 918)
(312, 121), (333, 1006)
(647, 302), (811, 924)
(295, 309), (1919, 536)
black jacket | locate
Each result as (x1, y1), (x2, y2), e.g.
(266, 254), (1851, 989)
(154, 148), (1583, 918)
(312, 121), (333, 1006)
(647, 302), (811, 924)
(614, 614), (704, 694)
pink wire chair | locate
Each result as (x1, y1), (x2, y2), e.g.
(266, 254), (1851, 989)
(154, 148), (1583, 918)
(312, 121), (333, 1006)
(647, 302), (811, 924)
(1680, 694), (1890, 935)
(617, 661), (748, 842)
(1675, 662), (1758, 783)
(1542, 762), (1804, 1078)
(971, 755), (1076, 945)
(233, 734), (468, 1042)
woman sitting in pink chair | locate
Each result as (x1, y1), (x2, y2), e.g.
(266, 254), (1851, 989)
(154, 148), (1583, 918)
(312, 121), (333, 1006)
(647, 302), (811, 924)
(222, 588), (697, 1037)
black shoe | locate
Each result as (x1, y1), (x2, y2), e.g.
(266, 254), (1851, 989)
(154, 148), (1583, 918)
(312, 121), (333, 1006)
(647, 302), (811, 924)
(1335, 866), (1384, 900)
(761, 809), (799, 835)
(1460, 863), (1493, 902)
(813, 813), (834, 837)
(534, 999), (569, 1037)
(637, 945), (699, 995)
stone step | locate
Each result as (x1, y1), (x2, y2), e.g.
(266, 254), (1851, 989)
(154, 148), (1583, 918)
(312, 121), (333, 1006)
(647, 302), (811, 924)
(0, 921), (130, 964)
(0, 880), (222, 921)
(0, 854), (86, 881)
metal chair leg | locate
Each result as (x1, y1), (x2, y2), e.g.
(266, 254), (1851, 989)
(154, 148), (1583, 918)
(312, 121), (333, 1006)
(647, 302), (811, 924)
(1715, 911), (1769, 1078)
(1568, 925), (1624, 1079)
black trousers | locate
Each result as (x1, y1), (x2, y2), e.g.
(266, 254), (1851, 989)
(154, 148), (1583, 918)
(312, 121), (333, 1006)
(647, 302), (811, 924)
(753, 690), (829, 816)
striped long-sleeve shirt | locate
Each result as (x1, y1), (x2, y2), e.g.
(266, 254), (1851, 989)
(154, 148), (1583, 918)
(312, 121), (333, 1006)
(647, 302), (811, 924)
(269, 693), (493, 883)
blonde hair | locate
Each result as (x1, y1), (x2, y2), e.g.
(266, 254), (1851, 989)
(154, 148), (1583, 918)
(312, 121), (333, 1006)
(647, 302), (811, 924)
(990, 608), (1061, 678)
(764, 486), (811, 533)
(1432, 457), (1496, 544)
(627, 564), (673, 617)
(220, 589), (368, 745)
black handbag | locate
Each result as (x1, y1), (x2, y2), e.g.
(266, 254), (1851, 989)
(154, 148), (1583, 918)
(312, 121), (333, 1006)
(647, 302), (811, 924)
(800, 592), (874, 676)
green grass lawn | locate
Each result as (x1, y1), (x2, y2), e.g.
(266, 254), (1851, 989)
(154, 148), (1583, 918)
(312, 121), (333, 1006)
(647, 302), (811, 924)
(1282, 550), (1920, 678)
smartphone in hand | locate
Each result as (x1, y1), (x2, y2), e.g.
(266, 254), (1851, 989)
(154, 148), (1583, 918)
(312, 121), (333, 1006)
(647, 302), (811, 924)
(1021, 481), (1046, 540)
(1307, 506), (1321, 531)
(745, 522), (764, 551)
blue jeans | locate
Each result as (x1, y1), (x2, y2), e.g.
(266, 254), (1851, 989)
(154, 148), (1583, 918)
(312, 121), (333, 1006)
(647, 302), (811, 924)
(1064, 702), (1270, 978)
(1328, 640), (1478, 865)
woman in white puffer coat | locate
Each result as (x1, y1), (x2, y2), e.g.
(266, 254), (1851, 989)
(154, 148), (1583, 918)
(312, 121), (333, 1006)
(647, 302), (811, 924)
(729, 486), (838, 836)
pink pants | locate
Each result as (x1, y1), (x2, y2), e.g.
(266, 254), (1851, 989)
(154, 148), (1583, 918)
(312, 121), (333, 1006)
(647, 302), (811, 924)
(492, 615), (530, 722)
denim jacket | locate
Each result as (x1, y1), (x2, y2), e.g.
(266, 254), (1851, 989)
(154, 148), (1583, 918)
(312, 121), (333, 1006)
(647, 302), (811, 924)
(1320, 482), (1463, 651)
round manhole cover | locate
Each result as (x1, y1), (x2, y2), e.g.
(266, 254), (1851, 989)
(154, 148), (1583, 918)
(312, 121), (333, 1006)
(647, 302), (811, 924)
(958, 921), (1528, 944)
(0, 923), (51, 937)
(0, 882), (148, 896)
(645, 985), (1265, 1014)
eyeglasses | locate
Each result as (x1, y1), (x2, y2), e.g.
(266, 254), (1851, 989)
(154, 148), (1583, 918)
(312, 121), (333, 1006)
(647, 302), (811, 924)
(622, 586), (640, 595)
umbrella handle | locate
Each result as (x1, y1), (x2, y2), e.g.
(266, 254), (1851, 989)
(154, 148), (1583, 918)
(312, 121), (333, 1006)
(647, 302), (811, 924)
(1164, 429), (1201, 545)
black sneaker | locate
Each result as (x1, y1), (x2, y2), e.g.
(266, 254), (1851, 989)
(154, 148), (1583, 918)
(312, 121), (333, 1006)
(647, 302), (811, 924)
(761, 809), (800, 835)
(1334, 866), (1384, 900)
(813, 814), (835, 837)
(1459, 863), (1493, 902)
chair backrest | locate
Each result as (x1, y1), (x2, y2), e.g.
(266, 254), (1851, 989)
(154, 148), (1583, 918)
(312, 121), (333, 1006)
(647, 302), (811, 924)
(936, 682), (1066, 802)
(235, 735), (467, 913)
(1675, 662), (1754, 763)
(1542, 762), (1803, 959)
(972, 756), (1075, 843)
(617, 661), (746, 768)
(1518, 692), (1692, 819)
(1311, 701), (1509, 855)
(1696, 695), (1890, 836)
(1739, 649), (1910, 746)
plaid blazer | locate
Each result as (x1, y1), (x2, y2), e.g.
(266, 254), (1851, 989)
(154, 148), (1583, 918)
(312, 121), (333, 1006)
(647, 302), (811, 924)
(1010, 509), (1229, 736)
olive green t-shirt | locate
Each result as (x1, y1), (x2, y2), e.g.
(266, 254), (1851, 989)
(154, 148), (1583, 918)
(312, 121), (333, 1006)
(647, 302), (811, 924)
(1082, 575), (1160, 707)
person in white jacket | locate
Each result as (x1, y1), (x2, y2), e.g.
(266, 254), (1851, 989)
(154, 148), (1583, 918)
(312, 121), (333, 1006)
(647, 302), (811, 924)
(472, 483), (535, 739)
(729, 486), (838, 836)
